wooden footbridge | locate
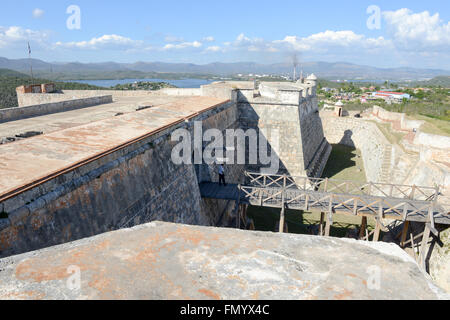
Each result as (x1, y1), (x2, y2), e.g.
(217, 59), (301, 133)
(200, 172), (449, 269)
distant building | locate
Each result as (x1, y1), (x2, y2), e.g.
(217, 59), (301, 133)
(370, 91), (410, 101)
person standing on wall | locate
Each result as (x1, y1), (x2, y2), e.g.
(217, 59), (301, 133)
(219, 164), (227, 187)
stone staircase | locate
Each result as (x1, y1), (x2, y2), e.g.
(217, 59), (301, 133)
(380, 145), (393, 183)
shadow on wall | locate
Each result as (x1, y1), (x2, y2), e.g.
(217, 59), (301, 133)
(339, 129), (356, 148)
(193, 104), (291, 183)
(321, 143), (358, 179)
(299, 108), (328, 173)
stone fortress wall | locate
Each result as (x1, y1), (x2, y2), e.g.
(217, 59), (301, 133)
(206, 77), (331, 178)
(2, 79), (449, 293)
(0, 77), (327, 258)
(0, 100), (241, 258)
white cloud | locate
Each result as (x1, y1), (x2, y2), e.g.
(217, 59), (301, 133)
(232, 33), (279, 52)
(55, 34), (144, 50)
(275, 30), (391, 52)
(163, 41), (202, 50)
(205, 46), (221, 52)
(203, 36), (215, 42)
(32, 8), (45, 19)
(164, 35), (184, 43)
(0, 26), (49, 49)
(383, 8), (450, 50)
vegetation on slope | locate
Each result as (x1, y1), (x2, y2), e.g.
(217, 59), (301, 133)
(111, 81), (176, 91)
(33, 70), (214, 81)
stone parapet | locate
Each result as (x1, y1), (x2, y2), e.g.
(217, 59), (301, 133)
(0, 95), (113, 123)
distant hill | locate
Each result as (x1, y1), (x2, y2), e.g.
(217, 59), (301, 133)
(407, 76), (450, 87)
(0, 68), (29, 78)
(0, 57), (449, 81)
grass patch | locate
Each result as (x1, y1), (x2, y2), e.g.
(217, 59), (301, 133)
(413, 114), (450, 137)
(372, 122), (406, 145)
(247, 207), (376, 238)
(247, 144), (373, 238)
(321, 144), (366, 182)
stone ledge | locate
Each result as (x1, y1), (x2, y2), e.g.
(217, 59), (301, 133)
(0, 221), (447, 300)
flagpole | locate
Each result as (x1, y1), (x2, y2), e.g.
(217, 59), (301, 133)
(28, 42), (34, 84)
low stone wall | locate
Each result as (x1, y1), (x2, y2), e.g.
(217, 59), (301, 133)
(372, 105), (424, 131)
(0, 95), (113, 123)
(414, 132), (450, 150)
(373, 105), (403, 122)
(16, 90), (159, 107)
(16, 88), (226, 108)
(159, 88), (202, 96)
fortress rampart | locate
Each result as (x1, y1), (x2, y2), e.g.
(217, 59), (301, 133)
(0, 97), (241, 258)
(0, 78), (329, 258)
(1, 79), (449, 296)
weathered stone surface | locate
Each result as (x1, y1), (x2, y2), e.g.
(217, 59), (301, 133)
(430, 227), (450, 293)
(0, 222), (446, 300)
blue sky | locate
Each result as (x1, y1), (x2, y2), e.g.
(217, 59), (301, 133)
(0, 0), (449, 69)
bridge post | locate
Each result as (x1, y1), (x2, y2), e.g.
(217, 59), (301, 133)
(319, 212), (325, 236)
(324, 195), (333, 237)
(373, 218), (381, 242)
(359, 216), (368, 240)
(418, 224), (431, 271)
(324, 215), (331, 237)
(400, 221), (410, 248)
(409, 185), (416, 200)
(373, 205), (384, 242)
(235, 185), (241, 229)
(279, 176), (287, 233)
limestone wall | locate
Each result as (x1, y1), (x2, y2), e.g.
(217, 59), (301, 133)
(321, 113), (391, 183)
(0, 102), (240, 258)
(159, 88), (202, 96)
(372, 106), (425, 131)
(0, 95), (113, 123)
(239, 102), (303, 175)
(237, 96), (330, 177)
(414, 132), (450, 150)
(16, 90), (160, 107)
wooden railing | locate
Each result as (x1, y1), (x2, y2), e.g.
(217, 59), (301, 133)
(244, 172), (441, 202)
(239, 172), (449, 235)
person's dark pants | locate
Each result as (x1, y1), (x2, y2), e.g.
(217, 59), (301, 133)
(219, 174), (226, 186)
